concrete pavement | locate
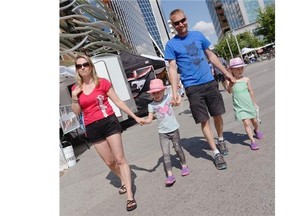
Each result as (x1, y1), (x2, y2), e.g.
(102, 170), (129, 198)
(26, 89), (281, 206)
(60, 59), (275, 216)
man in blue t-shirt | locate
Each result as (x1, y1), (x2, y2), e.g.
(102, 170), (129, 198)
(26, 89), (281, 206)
(165, 9), (236, 170)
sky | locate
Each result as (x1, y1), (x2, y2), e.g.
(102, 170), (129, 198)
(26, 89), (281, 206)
(160, 0), (218, 45)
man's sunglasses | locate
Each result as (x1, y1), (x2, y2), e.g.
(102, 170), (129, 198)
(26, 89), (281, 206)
(75, 62), (90, 70)
(173, 17), (186, 26)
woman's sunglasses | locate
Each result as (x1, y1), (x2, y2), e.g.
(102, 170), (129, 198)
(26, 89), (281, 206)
(173, 17), (186, 26)
(75, 62), (90, 70)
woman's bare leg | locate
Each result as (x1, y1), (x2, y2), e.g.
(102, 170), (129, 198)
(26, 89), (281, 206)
(93, 140), (124, 187)
(106, 133), (134, 201)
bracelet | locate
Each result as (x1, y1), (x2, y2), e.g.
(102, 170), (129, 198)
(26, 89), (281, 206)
(72, 98), (79, 103)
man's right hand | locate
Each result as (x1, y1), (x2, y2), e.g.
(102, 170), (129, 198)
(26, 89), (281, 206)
(226, 74), (236, 84)
(171, 94), (181, 106)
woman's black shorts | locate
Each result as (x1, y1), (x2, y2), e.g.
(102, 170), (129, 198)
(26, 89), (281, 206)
(85, 114), (122, 143)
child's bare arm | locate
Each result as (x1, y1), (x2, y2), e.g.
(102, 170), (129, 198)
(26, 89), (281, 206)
(143, 112), (154, 124)
(226, 80), (233, 94)
(246, 77), (256, 104)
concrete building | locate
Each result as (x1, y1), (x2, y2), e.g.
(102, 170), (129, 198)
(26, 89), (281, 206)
(206, 0), (230, 41)
(206, 0), (275, 41)
(166, 20), (177, 38)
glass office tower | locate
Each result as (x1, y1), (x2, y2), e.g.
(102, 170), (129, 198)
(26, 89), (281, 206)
(136, 0), (170, 57)
(109, 0), (157, 56)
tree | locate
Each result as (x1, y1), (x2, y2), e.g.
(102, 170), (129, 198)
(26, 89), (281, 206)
(214, 32), (263, 60)
(255, 4), (275, 43)
(237, 32), (263, 48)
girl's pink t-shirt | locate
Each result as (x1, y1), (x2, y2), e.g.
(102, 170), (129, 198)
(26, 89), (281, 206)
(72, 78), (115, 126)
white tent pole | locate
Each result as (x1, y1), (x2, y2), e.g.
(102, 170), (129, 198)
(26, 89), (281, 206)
(226, 37), (233, 58)
(232, 31), (243, 61)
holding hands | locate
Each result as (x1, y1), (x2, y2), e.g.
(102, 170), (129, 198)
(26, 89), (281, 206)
(135, 117), (145, 126)
(227, 75), (236, 84)
(171, 94), (182, 106)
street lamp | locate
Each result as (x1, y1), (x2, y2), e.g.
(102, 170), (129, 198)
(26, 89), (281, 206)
(225, 36), (233, 58)
(222, 47), (227, 60)
(232, 30), (243, 61)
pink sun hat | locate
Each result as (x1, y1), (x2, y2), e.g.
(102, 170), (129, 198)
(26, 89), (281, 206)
(229, 57), (246, 68)
(147, 79), (166, 93)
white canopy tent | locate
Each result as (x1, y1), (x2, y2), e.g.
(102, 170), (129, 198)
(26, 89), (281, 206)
(255, 43), (275, 50)
(60, 65), (76, 82)
(241, 47), (255, 55)
(242, 43), (275, 56)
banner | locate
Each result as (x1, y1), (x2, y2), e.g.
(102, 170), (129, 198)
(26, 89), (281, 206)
(59, 105), (80, 134)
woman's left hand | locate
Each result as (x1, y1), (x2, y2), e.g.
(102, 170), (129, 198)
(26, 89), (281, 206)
(135, 117), (145, 126)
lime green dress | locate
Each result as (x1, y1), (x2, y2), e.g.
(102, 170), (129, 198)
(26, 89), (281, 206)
(232, 81), (256, 121)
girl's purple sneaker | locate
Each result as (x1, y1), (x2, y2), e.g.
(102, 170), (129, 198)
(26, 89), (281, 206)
(254, 130), (264, 139)
(181, 166), (190, 176)
(250, 142), (260, 150)
(165, 175), (176, 186)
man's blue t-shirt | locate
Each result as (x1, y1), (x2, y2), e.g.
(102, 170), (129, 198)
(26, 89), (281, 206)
(164, 31), (214, 88)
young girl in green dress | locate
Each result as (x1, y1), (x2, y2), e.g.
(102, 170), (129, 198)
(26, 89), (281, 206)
(226, 57), (263, 150)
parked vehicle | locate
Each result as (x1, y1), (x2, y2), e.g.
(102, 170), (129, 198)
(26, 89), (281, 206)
(60, 53), (167, 121)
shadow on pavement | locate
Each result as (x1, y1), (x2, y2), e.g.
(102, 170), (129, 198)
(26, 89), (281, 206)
(180, 137), (214, 162)
(105, 169), (138, 196)
(177, 108), (192, 116)
(223, 131), (251, 147)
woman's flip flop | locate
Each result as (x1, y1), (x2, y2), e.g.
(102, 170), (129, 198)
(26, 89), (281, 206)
(119, 185), (127, 195)
(126, 199), (137, 211)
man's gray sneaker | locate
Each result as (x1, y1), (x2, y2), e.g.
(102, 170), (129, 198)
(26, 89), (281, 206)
(217, 140), (228, 155)
(214, 153), (227, 170)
